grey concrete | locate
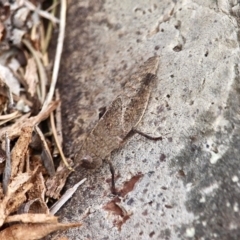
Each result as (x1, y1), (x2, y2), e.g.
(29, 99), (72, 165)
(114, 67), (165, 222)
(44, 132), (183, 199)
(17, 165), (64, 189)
(51, 0), (240, 239)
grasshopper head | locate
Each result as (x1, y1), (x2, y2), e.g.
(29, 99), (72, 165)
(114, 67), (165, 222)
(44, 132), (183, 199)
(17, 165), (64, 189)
(76, 153), (102, 169)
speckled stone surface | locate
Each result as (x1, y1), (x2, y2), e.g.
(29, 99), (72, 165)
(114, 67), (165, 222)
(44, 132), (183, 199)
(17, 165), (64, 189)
(50, 0), (240, 239)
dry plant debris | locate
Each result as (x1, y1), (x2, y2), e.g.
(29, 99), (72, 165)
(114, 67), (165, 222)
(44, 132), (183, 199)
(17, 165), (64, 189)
(103, 173), (143, 230)
(0, 1), (83, 239)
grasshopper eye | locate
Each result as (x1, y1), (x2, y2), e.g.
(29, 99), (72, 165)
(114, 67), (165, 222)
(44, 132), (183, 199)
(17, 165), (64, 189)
(81, 155), (96, 169)
(81, 155), (92, 164)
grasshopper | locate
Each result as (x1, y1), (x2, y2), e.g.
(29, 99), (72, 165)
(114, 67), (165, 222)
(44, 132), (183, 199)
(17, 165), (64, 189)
(74, 56), (159, 192)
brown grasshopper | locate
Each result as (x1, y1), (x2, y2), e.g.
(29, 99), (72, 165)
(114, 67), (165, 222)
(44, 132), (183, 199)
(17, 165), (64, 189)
(74, 56), (160, 192)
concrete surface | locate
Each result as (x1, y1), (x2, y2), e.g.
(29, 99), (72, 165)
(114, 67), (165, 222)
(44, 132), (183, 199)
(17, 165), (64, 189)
(50, 0), (240, 239)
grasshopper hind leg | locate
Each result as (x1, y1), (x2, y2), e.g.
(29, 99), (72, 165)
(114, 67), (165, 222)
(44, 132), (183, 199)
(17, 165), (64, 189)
(132, 128), (164, 140)
(105, 156), (117, 194)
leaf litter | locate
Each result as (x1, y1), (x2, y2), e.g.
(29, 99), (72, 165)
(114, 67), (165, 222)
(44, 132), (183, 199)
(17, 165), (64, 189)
(0, 1), (84, 239)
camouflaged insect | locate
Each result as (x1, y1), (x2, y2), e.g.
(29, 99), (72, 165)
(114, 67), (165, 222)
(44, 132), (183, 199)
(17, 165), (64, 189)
(75, 56), (159, 169)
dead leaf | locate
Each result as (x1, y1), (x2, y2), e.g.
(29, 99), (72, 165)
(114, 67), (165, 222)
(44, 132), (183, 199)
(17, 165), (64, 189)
(27, 172), (49, 214)
(0, 167), (39, 227)
(46, 159), (73, 199)
(0, 173), (33, 226)
(11, 126), (33, 178)
(24, 58), (38, 97)
(0, 222), (82, 240)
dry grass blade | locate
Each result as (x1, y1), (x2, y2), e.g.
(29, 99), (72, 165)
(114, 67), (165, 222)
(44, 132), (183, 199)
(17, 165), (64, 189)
(34, 125), (55, 176)
(42, 0), (67, 111)
(53, 89), (63, 156)
(24, 0), (60, 24)
(50, 178), (87, 214)
(50, 111), (73, 171)
(22, 39), (47, 104)
(0, 111), (19, 121)
(2, 133), (10, 194)
(5, 213), (58, 224)
(43, 0), (59, 53)
(0, 112), (22, 126)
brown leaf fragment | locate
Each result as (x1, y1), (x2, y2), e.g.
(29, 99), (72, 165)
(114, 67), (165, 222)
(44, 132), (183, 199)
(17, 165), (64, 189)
(29, 155), (47, 177)
(5, 213), (58, 224)
(24, 58), (38, 97)
(46, 159), (73, 199)
(103, 197), (132, 231)
(0, 222), (82, 240)
(7, 182), (34, 215)
(0, 167), (39, 227)
(0, 176), (33, 227)
(30, 173), (46, 201)
(103, 174), (143, 229)
(11, 126), (33, 178)
(26, 172), (49, 214)
(103, 197), (122, 215)
(8, 172), (32, 198)
(118, 173), (143, 197)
